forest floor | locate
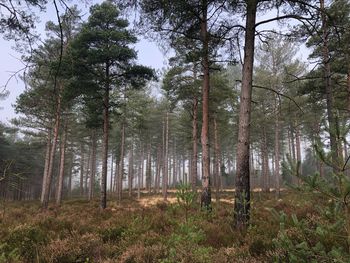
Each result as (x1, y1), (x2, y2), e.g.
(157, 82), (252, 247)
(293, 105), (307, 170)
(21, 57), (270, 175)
(0, 190), (329, 262)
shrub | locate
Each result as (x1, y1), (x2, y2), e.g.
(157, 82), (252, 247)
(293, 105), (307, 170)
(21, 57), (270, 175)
(2, 224), (46, 261)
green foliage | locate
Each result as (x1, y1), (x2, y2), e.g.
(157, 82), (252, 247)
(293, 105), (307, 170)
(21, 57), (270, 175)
(176, 182), (197, 222)
(274, 150), (350, 262)
(1, 224), (46, 261)
(100, 226), (125, 243)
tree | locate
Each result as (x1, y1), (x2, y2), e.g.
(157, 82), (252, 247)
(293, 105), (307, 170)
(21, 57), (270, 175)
(70, 1), (154, 209)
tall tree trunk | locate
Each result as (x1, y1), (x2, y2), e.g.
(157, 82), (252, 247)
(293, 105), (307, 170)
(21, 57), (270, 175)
(200, 0), (211, 210)
(41, 84), (62, 209)
(128, 140), (134, 197)
(146, 143), (152, 193)
(100, 63), (110, 209)
(274, 100), (280, 197)
(163, 112), (169, 201)
(295, 121), (302, 180)
(138, 142), (142, 199)
(110, 153), (114, 193)
(118, 122), (125, 202)
(41, 129), (52, 202)
(85, 144), (91, 197)
(80, 143), (84, 196)
(56, 121), (67, 206)
(173, 139), (177, 186)
(68, 154), (73, 198)
(192, 96), (198, 191)
(234, 0), (257, 228)
(262, 126), (269, 193)
(321, 0), (339, 172)
(155, 145), (161, 193)
(214, 116), (220, 202)
(89, 129), (97, 201)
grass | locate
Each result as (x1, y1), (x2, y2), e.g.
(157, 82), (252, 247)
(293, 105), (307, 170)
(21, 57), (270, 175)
(0, 190), (327, 262)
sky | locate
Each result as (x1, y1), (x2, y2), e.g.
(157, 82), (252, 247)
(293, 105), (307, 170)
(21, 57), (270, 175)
(0, 1), (166, 124)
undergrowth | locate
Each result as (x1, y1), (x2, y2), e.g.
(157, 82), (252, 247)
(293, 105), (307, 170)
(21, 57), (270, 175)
(0, 190), (342, 262)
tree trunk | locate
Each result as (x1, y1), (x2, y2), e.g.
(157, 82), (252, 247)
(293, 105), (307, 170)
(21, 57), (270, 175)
(56, 121), (67, 206)
(192, 95), (198, 191)
(163, 112), (169, 201)
(214, 116), (220, 202)
(80, 143), (84, 196)
(110, 153), (114, 193)
(321, 0), (339, 172)
(146, 143), (152, 193)
(295, 121), (302, 180)
(41, 84), (62, 209)
(41, 129), (52, 202)
(128, 140), (134, 197)
(274, 99), (280, 197)
(138, 142), (142, 199)
(118, 122), (125, 202)
(234, 0), (257, 229)
(100, 63), (110, 209)
(89, 129), (97, 201)
(200, 0), (211, 210)
(155, 145), (161, 193)
(262, 126), (269, 193)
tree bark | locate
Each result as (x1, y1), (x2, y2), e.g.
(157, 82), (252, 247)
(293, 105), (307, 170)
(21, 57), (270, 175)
(214, 116), (220, 202)
(118, 122), (125, 202)
(80, 143), (84, 196)
(41, 129), (52, 203)
(128, 140), (134, 197)
(89, 129), (97, 201)
(261, 126), (269, 193)
(234, 0), (257, 229)
(56, 121), (67, 206)
(192, 95), (198, 192)
(200, 0), (211, 210)
(163, 112), (169, 201)
(100, 62), (110, 209)
(110, 153), (114, 193)
(274, 98), (280, 197)
(41, 84), (62, 209)
(321, 0), (340, 172)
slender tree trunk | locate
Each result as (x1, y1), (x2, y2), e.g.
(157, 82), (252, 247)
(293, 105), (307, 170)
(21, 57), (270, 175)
(234, 0), (257, 228)
(321, 0), (339, 172)
(192, 96), (198, 191)
(68, 154), (73, 198)
(42, 85), (62, 209)
(118, 122), (125, 202)
(80, 143), (84, 196)
(146, 143), (152, 193)
(141, 146), (144, 190)
(85, 144), (91, 197)
(89, 129), (97, 201)
(128, 140), (134, 197)
(274, 99), (280, 197)
(290, 124), (296, 162)
(173, 139), (177, 186)
(56, 121), (67, 206)
(163, 112), (169, 201)
(41, 129), (52, 202)
(155, 145), (161, 193)
(138, 142), (142, 199)
(110, 153), (114, 193)
(200, 0), (211, 210)
(262, 126), (269, 193)
(214, 116), (220, 202)
(100, 63), (110, 209)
